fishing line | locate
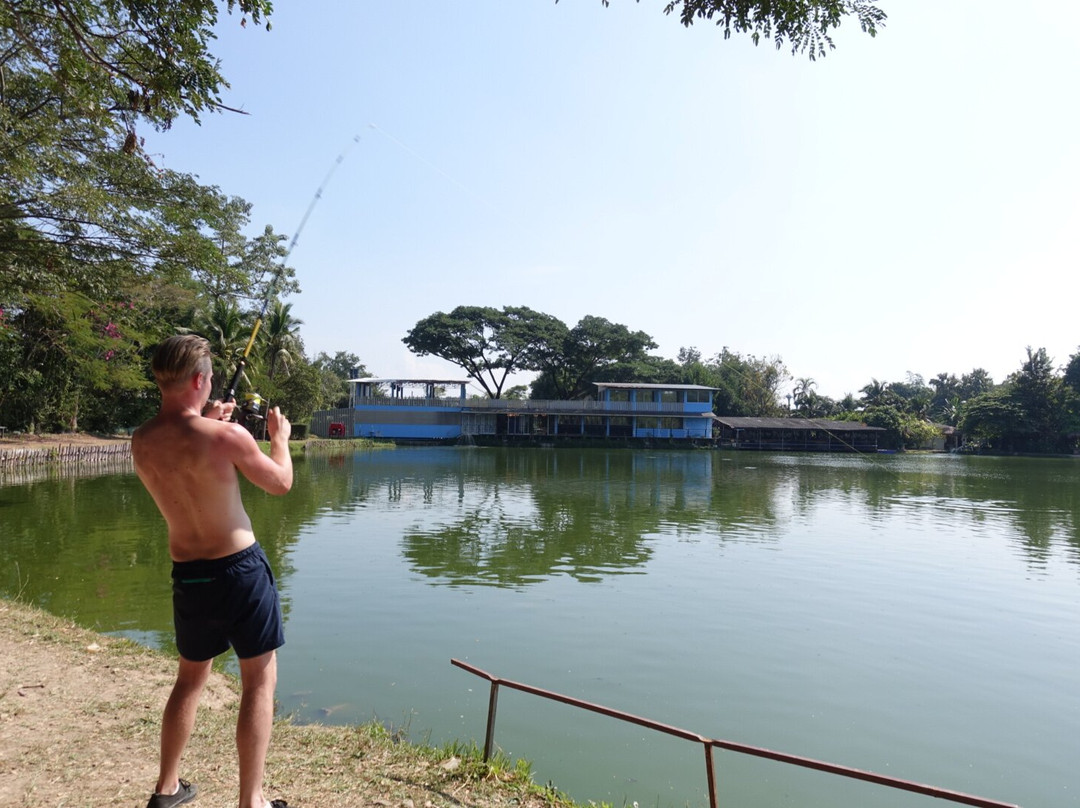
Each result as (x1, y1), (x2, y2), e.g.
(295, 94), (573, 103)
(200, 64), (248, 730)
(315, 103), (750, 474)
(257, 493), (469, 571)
(223, 134), (362, 403)
(366, 123), (527, 234)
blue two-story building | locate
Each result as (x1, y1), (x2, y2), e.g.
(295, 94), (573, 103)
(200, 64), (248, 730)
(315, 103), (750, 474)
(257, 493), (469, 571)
(311, 379), (718, 444)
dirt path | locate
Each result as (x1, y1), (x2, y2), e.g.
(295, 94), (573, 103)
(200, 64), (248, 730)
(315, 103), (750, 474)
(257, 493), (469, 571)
(0, 600), (565, 808)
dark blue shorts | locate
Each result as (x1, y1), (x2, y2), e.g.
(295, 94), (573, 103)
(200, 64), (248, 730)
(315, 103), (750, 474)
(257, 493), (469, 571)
(171, 542), (285, 661)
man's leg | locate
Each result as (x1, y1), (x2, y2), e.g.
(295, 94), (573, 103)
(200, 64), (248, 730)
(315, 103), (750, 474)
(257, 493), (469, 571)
(156, 656), (212, 794)
(236, 649), (277, 808)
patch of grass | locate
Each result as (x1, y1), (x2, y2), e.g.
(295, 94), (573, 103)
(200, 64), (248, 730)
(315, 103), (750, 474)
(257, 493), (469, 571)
(255, 438), (388, 458)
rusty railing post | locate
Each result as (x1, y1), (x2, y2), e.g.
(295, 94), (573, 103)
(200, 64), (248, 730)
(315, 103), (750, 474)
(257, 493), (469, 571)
(483, 679), (500, 762)
(704, 741), (718, 808)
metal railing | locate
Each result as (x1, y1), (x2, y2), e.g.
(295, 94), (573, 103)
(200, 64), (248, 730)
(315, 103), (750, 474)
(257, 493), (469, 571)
(451, 659), (1019, 808)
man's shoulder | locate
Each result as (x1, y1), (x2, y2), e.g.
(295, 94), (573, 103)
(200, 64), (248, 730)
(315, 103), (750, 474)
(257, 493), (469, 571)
(131, 417), (161, 452)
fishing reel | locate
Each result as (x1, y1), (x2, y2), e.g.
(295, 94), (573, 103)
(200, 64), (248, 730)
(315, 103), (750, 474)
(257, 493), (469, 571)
(234, 393), (265, 434)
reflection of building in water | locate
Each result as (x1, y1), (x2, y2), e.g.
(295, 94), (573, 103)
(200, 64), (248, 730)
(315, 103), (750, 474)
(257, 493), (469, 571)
(311, 380), (719, 444)
(625, 450), (714, 511)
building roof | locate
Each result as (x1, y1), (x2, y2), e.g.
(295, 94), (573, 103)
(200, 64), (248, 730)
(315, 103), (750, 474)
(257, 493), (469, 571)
(713, 416), (885, 432)
(348, 378), (471, 385)
(594, 382), (719, 391)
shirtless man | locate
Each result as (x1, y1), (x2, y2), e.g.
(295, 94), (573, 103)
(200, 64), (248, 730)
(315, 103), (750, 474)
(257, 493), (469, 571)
(132, 335), (293, 808)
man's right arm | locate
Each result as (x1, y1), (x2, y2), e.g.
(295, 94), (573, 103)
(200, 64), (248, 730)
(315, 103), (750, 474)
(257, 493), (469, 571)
(225, 413), (292, 495)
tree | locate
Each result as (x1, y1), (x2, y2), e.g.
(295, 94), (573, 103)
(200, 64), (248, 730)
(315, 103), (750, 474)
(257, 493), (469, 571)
(1063, 348), (1080, 394)
(403, 306), (564, 399)
(194, 207), (296, 307)
(956, 350), (1073, 454)
(928, 373), (961, 424)
(312, 350), (368, 407)
(187, 298), (250, 399)
(2, 0), (275, 274)
(692, 348), (788, 416)
(859, 378), (894, 408)
(530, 315), (657, 400)
(959, 391), (1024, 452)
(582, 0), (887, 59)
(261, 358), (323, 426)
(2, 1), (272, 129)
(1, 0), (289, 432)
(0, 291), (150, 432)
(889, 372), (932, 418)
(792, 377), (817, 415)
(959, 368), (995, 400)
(1008, 346), (1067, 453)
(262, 301), (303, 381)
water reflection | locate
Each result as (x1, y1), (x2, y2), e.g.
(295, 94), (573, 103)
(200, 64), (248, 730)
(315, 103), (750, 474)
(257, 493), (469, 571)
(305, 449), (1080, 587)
(4, 450), (1078, 622)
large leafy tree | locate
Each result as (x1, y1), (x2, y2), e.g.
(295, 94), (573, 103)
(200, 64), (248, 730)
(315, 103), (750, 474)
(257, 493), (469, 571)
(0, 290), (149, 431)
(403, 306), (565, 399)
(1008, 346), (1069, 453)
(1, 0), (291, 432)
(1064, 348), (1080, 395)
(958, 348), (1074, 453)
(1, 0), (275, 276)
(958, 391), (1024, 452)
(313, 350), (368, 408)
(530, 315), (656, 400)
(888, 372), (932, 418)
(585, 0), (887, 59)
(673, 346), (788, 416)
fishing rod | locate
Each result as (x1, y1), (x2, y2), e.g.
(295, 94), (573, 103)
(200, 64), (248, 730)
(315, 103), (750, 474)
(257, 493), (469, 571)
(222, 134), (361, 407)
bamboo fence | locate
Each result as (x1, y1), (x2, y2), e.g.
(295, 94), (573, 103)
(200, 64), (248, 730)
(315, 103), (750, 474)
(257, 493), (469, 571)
(0, 443), (133, 484)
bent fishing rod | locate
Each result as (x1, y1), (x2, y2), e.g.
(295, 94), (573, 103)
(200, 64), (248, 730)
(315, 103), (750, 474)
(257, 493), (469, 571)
(221, 135), (361, 405)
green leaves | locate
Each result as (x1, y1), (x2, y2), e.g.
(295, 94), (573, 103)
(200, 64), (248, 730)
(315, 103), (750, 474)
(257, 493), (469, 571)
(403, 305), (564, 399)
(588, 0), (887, 59)
(0, 1), (296, 431)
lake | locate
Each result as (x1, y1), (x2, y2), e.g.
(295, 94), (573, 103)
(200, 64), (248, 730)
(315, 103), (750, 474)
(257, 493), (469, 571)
(2, 447), (1077, 808)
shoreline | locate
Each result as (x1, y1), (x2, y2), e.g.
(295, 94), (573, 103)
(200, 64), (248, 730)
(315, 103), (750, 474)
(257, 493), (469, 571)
(0, 435), (384, 478)
(0, 598), (571, 808)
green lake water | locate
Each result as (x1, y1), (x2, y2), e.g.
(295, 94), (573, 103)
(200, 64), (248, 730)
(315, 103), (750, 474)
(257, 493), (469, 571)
(2, 447), (1078, 808)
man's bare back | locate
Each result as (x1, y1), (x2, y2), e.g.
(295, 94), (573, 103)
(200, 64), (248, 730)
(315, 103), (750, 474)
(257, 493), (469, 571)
(132, 362), (292, 562)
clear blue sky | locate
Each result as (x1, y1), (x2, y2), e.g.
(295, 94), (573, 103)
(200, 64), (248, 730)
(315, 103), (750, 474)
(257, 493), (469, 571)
(155, 1), (1080, 400)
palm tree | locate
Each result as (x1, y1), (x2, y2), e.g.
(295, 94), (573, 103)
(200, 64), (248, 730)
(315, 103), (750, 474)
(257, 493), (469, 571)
(793, 377), (817, 415)
(262, 300), (303, 380)
(860, 378), (892, 407)
(187, 298), (251, 398)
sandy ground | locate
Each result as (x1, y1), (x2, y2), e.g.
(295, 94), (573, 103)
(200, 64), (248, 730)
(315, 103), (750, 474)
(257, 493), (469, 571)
(0, 600), (563, 808)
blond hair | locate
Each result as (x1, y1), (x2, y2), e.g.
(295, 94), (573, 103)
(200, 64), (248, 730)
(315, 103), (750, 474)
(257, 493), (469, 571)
(151, 335), (213, 388)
